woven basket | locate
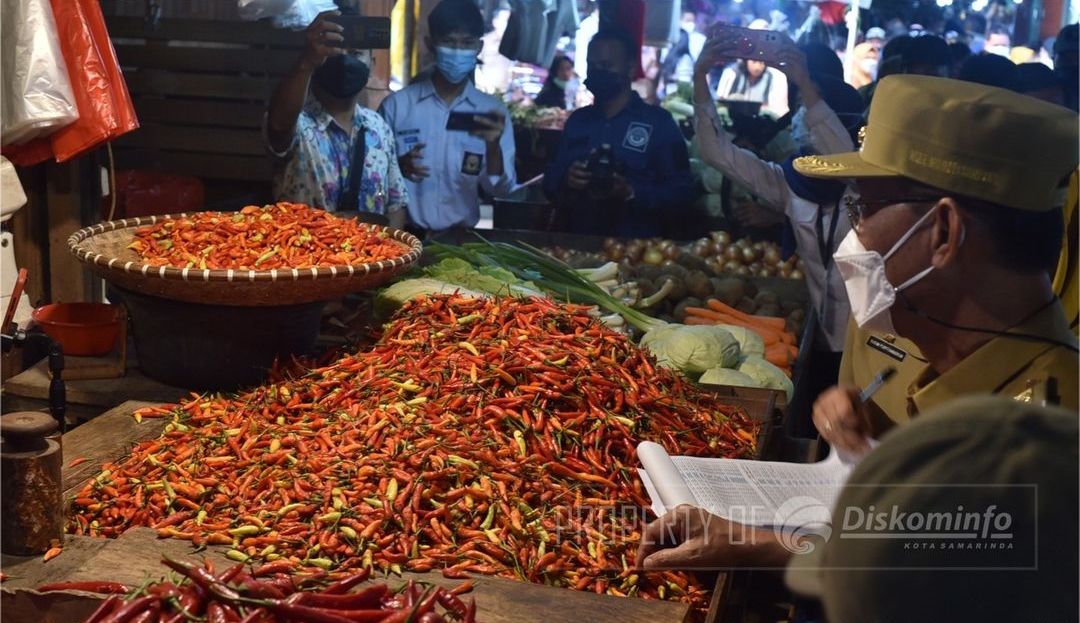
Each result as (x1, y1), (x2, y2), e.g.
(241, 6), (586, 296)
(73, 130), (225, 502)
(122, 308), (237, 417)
(68, 213), (422, 306)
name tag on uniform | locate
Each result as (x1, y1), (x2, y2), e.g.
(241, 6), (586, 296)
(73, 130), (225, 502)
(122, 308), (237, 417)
(399, 129), (420, 151)
(622, 122), (653, 153)
(461, 152), (483, 176)
(866, 335), (907, 362)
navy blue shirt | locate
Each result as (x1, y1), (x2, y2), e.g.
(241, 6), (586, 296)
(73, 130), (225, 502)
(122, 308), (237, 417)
(543, 93), (695, 237)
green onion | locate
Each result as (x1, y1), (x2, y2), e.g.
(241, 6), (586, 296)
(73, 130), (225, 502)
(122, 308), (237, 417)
(430, 237), (665, 333)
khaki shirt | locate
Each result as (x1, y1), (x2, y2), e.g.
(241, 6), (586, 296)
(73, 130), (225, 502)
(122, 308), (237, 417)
(839, 301), (1079, 434)
(837, 321), (926, 436)
(908, 302), (1078, 414)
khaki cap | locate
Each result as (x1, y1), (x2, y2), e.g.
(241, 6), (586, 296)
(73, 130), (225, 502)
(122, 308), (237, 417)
(794, 75), (1079, 212)
(785, 395), (1079, 623)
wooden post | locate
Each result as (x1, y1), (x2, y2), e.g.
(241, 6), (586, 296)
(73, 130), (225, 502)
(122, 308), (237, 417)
(45, 160), (94, 304)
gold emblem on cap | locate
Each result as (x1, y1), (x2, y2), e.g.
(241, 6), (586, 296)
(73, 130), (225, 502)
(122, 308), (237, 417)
(794, 155), (850, 174)
(857, 126), (868, 150)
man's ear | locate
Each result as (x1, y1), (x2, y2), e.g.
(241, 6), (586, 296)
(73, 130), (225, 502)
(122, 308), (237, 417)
(929, 197), (966, 269)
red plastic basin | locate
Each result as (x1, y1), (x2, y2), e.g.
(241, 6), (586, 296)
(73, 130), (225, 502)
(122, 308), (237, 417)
(31, 303), (123, 357)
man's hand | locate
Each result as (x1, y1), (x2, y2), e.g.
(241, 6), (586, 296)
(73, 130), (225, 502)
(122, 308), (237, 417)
(399, 143), (430, 182)
(772, 43), (812, 91)
(611, 173), (634, 202)
(694, 34), (739, 79)
(565, 160), (591, 191)
(469, 112), (506, 146)
(813, 385), (872, 457)
(301, 11), (345, 69)
(635, 505), (749, 570)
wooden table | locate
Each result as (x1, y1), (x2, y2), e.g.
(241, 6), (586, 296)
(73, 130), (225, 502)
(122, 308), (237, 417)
(1, 401), (692, 623)
(1, 356), (185, 423)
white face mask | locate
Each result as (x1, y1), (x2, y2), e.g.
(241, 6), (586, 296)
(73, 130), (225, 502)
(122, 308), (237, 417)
(682, 22), (696, 34)
(859, 57), (879, 78)
(832, 206), (943, 335)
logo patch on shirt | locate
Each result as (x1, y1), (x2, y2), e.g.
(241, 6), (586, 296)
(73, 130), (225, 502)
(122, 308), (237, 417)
(622, 122), (653, 153)
(866, 336), (907, 362)
(461, 152), (483, 176)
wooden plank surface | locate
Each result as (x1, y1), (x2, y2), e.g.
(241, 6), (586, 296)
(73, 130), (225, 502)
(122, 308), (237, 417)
(0, 401), (691, 622)
(123, 69), (273, 100)
(61, 401), (164, 501)
(45, 162), (91, 304)
(2, 357), (185, 410)
(113, 149), (273, 183)
(116, 125), (267, 156)
(2, 530), (690, 623)
(132, 99), (267, 129)
(115, 44), (299, 75)
(107, 16), (302, 47)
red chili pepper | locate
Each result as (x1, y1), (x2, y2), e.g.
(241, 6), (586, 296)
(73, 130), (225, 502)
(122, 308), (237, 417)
(36, 580), (130, 594)
(99, 595), (157, 623)
(292, 584), (387, 609)
(320, 568), (371, 594)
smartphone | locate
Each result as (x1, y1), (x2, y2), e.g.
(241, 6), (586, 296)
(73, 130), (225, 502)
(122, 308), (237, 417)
(446, 112), (498, 132)
(331, 15), (391, 49)
(710, 24), (786, 61)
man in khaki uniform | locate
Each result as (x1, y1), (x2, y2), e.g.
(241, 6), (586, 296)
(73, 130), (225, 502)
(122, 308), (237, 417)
(806, 75), (1079, 456)
(837, 169), (1078, 439)
(636, 75), (1078, 573)
(786, 395), (1078, 623)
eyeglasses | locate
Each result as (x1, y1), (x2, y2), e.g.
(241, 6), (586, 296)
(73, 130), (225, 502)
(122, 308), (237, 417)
(844, 195), (935, 229)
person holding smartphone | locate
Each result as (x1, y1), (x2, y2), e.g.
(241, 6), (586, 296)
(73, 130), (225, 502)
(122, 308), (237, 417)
(378, 0), (516, 236)
(266, 9), (408, 227)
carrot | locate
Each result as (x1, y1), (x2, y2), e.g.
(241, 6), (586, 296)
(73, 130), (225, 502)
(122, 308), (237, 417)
(706, 299), (787, 332)
(765, 343), (795, 370)
(684, 316), (717, 326)
(683, 307), (727, 322)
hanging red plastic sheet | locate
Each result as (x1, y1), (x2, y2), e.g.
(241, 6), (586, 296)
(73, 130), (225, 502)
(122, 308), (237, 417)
(2, 0), (138, 166)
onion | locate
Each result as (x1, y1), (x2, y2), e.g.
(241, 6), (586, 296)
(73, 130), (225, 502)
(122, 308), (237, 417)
(724, 246), (741, 262)
(722, 260), (742, 274)
(692, 240), (711, 258)
(790, 269), (804, 280)
(714, 231), (732, 245)
(643, 248), (665, 265)
(602, 237), (619, 252)
(663, 244), (681, 260)
(740, 246), (757, 265)
(763, 247), (781, 267)
(711, 241), (726, 257)
(734, 265), (751, 277)
(625, 240), (645, 262)
(606, 242), (626, 262)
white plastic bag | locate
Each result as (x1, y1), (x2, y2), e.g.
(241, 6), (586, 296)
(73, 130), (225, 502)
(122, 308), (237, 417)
(1, 0), (79, 146)
(237, 0), (337, 30)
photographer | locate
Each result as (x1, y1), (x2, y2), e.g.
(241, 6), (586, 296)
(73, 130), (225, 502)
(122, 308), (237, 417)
(543, 29), (695, 237)
(693, 34), (866, 432)
(266, 10), (407, 226)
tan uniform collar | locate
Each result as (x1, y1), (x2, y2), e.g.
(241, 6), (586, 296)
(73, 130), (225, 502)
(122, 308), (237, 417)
(907, 301), (1077, 415)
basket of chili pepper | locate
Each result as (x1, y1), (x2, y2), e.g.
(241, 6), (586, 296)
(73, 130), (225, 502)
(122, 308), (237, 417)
(68, 203), (422, 306)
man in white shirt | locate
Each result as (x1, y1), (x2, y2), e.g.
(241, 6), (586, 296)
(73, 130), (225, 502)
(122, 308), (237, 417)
(694, 34), (866, 434)
(378, 0), (516, 234)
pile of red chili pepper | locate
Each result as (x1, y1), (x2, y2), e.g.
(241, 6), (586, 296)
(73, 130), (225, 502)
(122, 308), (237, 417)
(69, 295), (759, 608)
(41, 559), (474, 623)
(128, 202), (410, 270)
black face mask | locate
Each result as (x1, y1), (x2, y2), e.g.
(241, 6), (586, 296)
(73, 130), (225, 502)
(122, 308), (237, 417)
(314, 54), (370, 99)
(585, 68), (628, 102)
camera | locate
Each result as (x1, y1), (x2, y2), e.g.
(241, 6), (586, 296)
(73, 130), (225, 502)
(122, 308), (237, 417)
(586, 144), (617, 198)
